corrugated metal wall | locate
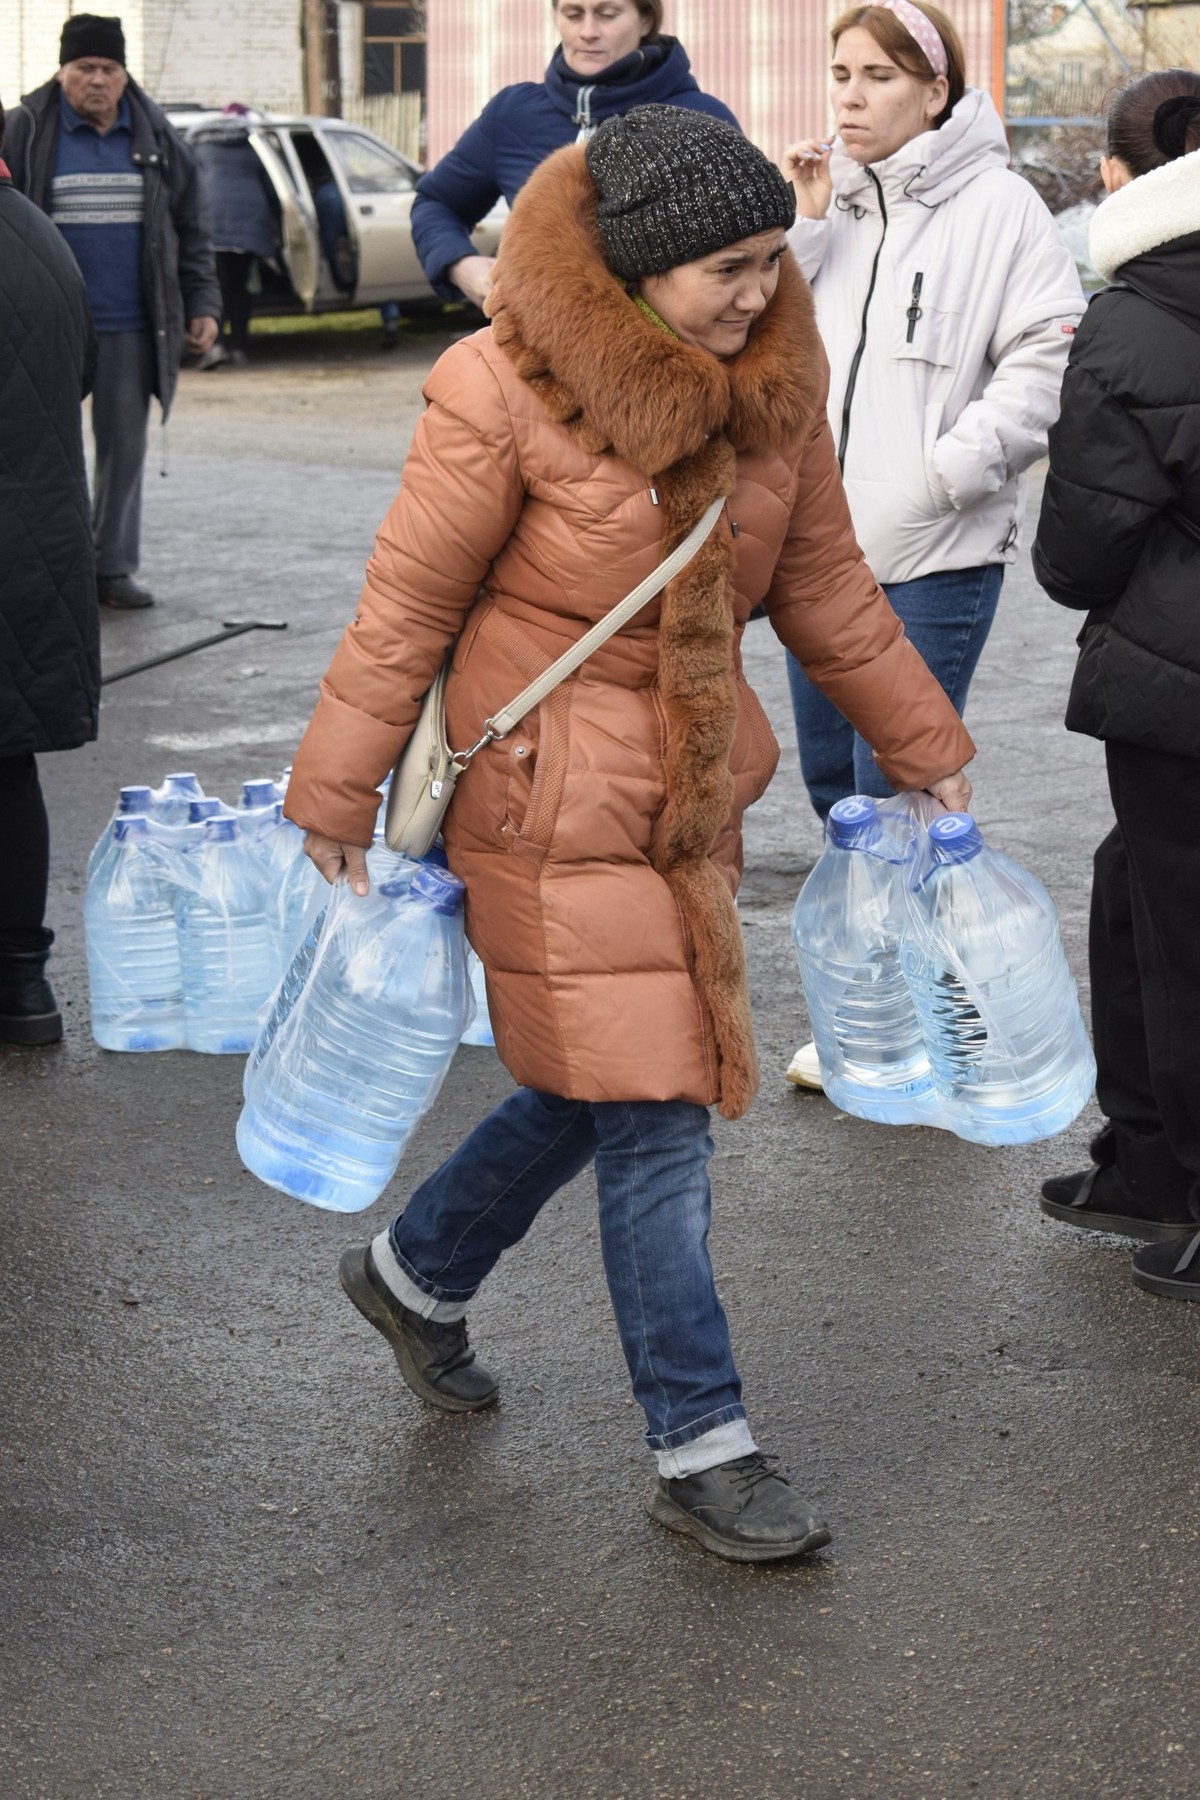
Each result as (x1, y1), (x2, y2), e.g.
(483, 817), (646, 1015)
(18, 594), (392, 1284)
(426, 0), (1000, 165)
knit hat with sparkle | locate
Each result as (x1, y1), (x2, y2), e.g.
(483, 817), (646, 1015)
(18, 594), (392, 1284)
(585, 104), (795, 280)
(60, 14), (127, 67)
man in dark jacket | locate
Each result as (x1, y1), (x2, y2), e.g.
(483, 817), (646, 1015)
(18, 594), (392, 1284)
(4, 14), (220, 609)
(0, 99), (98, 1044)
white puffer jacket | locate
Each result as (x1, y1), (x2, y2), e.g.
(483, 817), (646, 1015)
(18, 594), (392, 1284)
(789, 90), (1084, 585)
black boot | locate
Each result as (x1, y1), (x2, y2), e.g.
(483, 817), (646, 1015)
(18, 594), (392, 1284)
(0, 948), (63, 1046)
(1041, 1122), (1193, 1241)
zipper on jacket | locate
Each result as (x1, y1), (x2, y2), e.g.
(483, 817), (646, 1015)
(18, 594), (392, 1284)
(906, 270), (924, 344)
(836, 169), (888, 472)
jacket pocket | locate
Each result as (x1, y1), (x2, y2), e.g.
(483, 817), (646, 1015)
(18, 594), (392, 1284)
(733, 675), (780, 806)
(501, 678), (575, 863)
(893, 261), (961, 369)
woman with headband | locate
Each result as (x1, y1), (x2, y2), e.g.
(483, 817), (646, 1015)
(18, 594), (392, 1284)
(1033, 71), (1200, 1301)
(778, 0), (1083, 1091)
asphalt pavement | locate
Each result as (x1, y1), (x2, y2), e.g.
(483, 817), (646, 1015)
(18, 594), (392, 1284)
(3, 321), (1198, 1800)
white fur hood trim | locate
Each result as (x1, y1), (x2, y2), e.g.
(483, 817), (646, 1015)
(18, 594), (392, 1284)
(1090, 147), (1200, 282)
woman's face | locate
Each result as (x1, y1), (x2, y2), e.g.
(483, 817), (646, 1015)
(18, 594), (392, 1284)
(555, 1), (652, 77)
(636, 230), (788, 361)
(830, 26), (948, 165)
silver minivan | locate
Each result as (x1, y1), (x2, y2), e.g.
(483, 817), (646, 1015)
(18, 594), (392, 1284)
(170, 108), (504, 313)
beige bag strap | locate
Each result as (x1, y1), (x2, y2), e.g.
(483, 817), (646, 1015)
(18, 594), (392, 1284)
(454, 496), (726, 763)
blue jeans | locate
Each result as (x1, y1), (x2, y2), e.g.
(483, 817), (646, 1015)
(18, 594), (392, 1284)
(375, 1088), (755, 1475)
(787, 564), (1003, 822)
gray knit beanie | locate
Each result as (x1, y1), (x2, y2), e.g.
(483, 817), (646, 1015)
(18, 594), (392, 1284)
(585, 104), (796, 281)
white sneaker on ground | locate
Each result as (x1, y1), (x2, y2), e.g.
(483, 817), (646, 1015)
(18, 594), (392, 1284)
(785, 1041), (824, 1090)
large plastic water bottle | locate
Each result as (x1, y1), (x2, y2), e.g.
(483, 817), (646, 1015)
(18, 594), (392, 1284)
(791, 795), (938, 1125)
(150, 771), (204, 824)
(176, 815), (276, 1053)
(237, 863), (474, 1210)
(84, 815), (185, 1051)
(86, 785), (155, 884)
(461, 948), (495, 1047)
(900, 813), (1095, 1145)
(237, 778), (282, 841)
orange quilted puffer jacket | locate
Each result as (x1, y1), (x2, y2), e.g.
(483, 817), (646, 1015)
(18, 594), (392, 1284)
(284, 145), (974, 1119)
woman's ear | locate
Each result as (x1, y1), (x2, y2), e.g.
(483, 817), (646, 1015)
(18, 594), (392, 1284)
(926, 75), (949, 123)
(1100, 154), (1133, 194)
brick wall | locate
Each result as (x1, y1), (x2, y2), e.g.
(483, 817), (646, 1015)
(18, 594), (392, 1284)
(0, 0), (303, 113)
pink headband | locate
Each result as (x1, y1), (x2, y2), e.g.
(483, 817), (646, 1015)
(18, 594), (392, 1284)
(873, 0), (948, 79)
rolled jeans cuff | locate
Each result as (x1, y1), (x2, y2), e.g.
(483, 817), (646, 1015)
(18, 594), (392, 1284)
(654, 1414), (757, 1479)
(371, 1229), (470, 1323)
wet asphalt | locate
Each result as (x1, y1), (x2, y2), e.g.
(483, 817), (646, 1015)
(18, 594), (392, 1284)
(3, 322), (1198, 1800)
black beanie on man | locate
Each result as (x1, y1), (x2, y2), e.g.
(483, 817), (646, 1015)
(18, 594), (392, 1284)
(585, 104), (796, 281)
(60, 14), (127, 68)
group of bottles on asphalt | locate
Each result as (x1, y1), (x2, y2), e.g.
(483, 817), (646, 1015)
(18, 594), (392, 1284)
(791, 794), (1096, 1147)
(83, 767), (495, 1064)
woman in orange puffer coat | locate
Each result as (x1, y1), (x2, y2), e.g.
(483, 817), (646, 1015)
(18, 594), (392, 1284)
(283, 105), (973, 1564)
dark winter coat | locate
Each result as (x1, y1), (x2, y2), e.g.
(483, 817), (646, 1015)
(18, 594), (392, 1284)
(411, 37), (738, 297)
(3, 76), (221, 421)
(1033, 149), (1200, 758)
(191, 125), (279, 262)
(0, 172), (99, 757)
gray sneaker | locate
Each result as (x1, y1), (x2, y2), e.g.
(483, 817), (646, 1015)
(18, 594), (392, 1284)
(338, 1244), (498, 1412)
(647, 1453), (831, 1562)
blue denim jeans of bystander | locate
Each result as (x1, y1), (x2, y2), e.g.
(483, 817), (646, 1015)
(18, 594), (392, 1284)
(787, 563), (1003, 821)
(372, 1087), (756, 1477)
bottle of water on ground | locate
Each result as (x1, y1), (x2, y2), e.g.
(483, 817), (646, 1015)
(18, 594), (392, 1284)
(85, 815), (185, 1051)
(176, 815), (276, 1053)
(237, 863), (474, 1211)
(900, 813), (1095, 1145)
(86, 785), (155, 884)
(792, 795), (938, 1126)
(461, 948), (495, 1047)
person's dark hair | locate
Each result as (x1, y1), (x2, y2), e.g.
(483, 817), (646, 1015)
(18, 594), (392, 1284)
(554, 0), (664, 41)
(1107, 68), (1200, 176)
(830, 3), (965, 128)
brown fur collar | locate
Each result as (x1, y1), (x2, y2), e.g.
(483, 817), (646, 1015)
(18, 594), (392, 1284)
(488, 144), (827, 1118)
(486, 144), (824, 475)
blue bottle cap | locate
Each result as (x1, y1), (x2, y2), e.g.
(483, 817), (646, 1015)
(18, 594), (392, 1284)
(928, 812), (984, 862)
(420, 841), (450, 869)
(410, 864), (466, 914)
(827, 794), (881, 849)
(205, 816), (240, 842)
(188, 797), (221, 822)
(241, 779), (277, 807)
(114, 814), (151, 842)
(164, 771), (201, 791)
(118, 785), (153, 811)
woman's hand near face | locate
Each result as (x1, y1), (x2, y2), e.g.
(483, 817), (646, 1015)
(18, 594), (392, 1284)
(304, 832), (371, 896)
(448, 254), (497, 310)
(780, 140), (834, 220)
(925, 770), (973, 816)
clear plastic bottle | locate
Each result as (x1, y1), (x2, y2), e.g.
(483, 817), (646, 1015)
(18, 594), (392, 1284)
(149, 771), (205, 825)
(84, 815), (185, 1051)
(175, 815), (276, 1053)
(461, 948), (495, 1047)
(237, 863), (474, 1211)
(86, 785), (155, 884)
(791, 795), (938, 1125)
(900, 813), (1096, 1145)
(237, 778), (282, 841)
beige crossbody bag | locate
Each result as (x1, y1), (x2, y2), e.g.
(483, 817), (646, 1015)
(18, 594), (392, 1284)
(383, 497), (724, 858)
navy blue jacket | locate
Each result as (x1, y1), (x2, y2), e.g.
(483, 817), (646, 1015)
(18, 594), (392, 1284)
(413, 37), (738, 298)
(192, 125), (280, 263)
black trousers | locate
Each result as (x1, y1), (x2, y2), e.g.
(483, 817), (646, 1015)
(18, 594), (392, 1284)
(216, 251), (255, 353)
(0, 754), (52, 955)
(1091, 741), (1200, 1209)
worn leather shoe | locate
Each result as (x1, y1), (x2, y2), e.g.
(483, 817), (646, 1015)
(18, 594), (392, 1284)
(338, 1243), (498, 1412)
(647, 1453), (831, 1563)
(98, 574), (155, 609)
(0, 951), (63, 1046)
(1132, 1230), (1200, 1300)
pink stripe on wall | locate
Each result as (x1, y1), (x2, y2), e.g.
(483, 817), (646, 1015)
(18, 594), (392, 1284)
(427, 1), (1002, 167)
